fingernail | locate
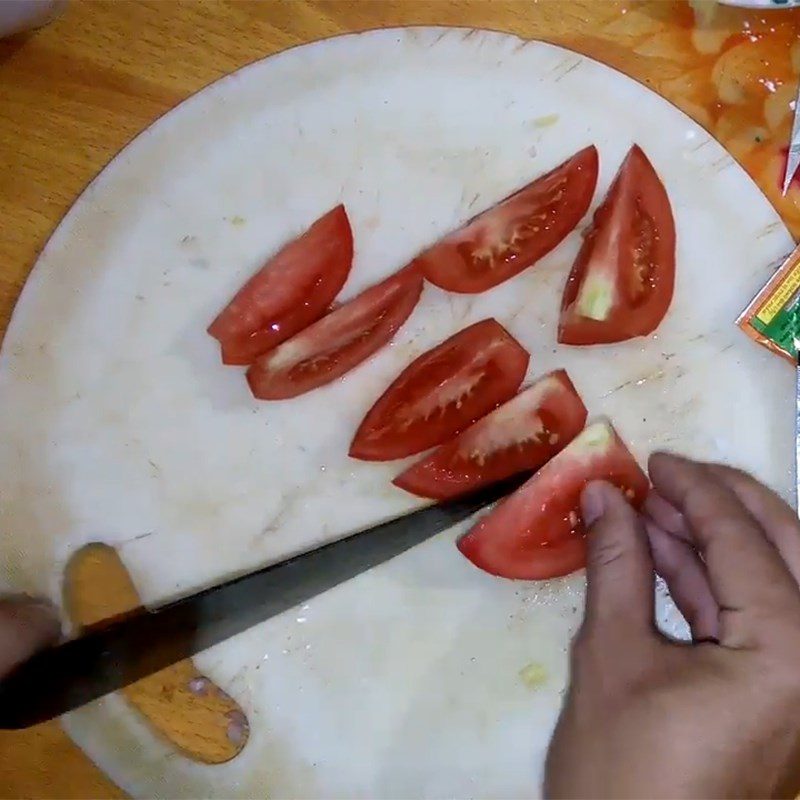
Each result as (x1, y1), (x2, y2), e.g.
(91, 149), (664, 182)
(692, 636), (720, 646)
(581, 482), (608, 526)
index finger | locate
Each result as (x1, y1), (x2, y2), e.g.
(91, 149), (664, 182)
(707, 464), (800, 587)
(648, 453), (800, 642)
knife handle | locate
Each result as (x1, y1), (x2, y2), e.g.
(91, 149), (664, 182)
(63, 542), (249, 761)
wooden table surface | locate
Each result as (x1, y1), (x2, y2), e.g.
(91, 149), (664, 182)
(1, 1), (799, 797)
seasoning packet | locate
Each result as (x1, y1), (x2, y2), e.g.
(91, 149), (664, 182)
(737, 243), (800, 363)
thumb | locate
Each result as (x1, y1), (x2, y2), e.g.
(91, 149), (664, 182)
(0, 595), (60, 677)
(581, 481), (655, 638)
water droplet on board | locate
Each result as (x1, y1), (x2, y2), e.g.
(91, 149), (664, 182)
(226, 710), (250, 744)
(187, 677), (209, 696)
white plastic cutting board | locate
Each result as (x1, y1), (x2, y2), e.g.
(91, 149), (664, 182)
(0, 27), (794, 799)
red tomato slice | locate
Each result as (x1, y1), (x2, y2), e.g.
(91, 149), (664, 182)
(246, 267), (423, 400)
(457, 421), (648, 580)
(393, 370), (587, 500)
(558, 145), (676, 345)
(414, 146), (598, 294)
(208, 205), (353, 365)
(349, 319), (529, 461)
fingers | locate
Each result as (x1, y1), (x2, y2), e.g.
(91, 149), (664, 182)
(580, 481), (655, 639)
(0, 595), (60, 677)
(644, 491), (720, 641)
(648, 453), (800, 632)
(707, 464), (800, 587)
(644, 519), (719, 642)
(644, 491), (692, 544)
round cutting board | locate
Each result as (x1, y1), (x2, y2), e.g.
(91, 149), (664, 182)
(0, 27), (794, 799)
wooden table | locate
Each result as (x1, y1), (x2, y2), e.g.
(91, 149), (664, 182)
(1, 1), (799, 796)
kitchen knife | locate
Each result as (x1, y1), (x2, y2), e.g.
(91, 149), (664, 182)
(0, 473), (527, 729)
(783, 78), (800, 196)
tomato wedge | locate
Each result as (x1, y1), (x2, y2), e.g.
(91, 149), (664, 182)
(558, 145), (676, 345)
(208, 205), (353, 365)
(457, 421), (648, 580)
(349, 319), (529, 461)
(246, 267), (423, 400)
(393, 370), (587, 500)
(414, 146), (598, 294)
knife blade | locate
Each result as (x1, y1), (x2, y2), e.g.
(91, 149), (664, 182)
(782, 78), (800, 196)
(0, 473), (527, 729)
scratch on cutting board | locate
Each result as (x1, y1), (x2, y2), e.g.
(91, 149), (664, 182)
(603, 375), (645, 397)
(552, 59), (582, 83)
(253, 488), (303, 545)
(227, 664), (249, 690)
(505, 304), (526, 326)
(707, 154), (735, 175)
(756, 221), (782, 240)
(119, 531), (155, 547)
(603, 366), (686, 398)
(690, 138), (712, 154)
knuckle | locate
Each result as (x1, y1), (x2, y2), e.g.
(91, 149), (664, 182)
(700, 513), (757, 548)
(682, 480), (724, 521)
(569, 626), (666, 702)
(587, 533), (629, 569)
(712, 463), (750, 486)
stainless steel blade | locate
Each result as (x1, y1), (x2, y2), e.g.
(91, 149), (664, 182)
(782, 79), (800, 196)
(0, 472), (527, 728)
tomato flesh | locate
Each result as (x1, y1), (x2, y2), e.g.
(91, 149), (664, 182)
(246, 267), (423, 400)
(558, 145), (676, 345)
(208, 205), (353, 365)
(457, 421), (648, 580)
(393, 370), (587, 500)
(415, 146), (598, 294)
(350, 319), (529, 461)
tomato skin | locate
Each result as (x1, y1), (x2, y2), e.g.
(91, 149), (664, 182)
(558, 146), (676, 346)
(415, 146), (598, 294)
(457, 421), (648, 581)
(208, 205), (353, 365)
(350, 319), (529, 462)
(246, 267), (423, 400)
(393, 370), (587, 500)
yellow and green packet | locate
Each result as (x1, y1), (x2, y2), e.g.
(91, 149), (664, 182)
(738, 244), (800, 362)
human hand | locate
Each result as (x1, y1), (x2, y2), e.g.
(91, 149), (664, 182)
(0, 595), (59, 678)
(545, 453), (800, 799)
(0, 1), (65, 39)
